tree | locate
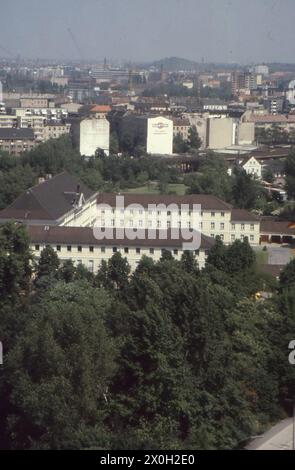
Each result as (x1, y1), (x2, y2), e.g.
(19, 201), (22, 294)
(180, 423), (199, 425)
(180, 251), (199, 275)
(58, 259), (76, 283)
(232, 168), (265, 209)
(4, 282), (117, 450)
(279, 258), (295, 290)
(186, 154), (233, 201)
(206, 236), (228, 271)
(188, 126), (202, 151)
(226, 238), (256, 274)
(0, 223), (32, 298)
(285, 149), (295, 199)
(107, 252), (131, 290)
(36, 246), (59, 280)
(173, 134), (189, 154)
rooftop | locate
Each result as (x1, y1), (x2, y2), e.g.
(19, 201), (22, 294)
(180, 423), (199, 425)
(0, 172), (97, 223)
(97, 193), (233, 211)
(27, 225), (215, 250)
(0, 128), (35, 140)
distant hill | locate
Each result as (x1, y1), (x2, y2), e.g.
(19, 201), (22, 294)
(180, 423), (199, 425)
(150, 57), (199, 71)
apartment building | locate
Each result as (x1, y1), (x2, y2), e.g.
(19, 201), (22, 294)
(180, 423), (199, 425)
(28, 225), (215, 272)
(0, 128), (36, 155)
(173, 117), (191, 141)
(0, 172), (98, 227)
(96, 193), (260, 245)
(42, 122), (71, 141)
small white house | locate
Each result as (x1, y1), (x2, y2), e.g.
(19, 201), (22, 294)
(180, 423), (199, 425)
(242, 156), (262, 179)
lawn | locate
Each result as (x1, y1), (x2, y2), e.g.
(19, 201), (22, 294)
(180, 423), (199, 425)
(124, 182), (188, 195)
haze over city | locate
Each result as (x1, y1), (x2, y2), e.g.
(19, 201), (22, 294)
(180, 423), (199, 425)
(1, 0), (295, 63)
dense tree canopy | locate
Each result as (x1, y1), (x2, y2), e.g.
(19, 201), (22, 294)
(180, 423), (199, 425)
(0, 223), (294, 449)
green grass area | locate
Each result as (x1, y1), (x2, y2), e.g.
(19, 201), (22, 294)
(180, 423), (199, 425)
(124, 182), (188, 195)
(255, 249), (269, 266)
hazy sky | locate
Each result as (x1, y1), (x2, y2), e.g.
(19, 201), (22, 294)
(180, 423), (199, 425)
(1, 0), (295, 63)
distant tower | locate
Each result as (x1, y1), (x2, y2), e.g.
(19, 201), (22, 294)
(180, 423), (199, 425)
(103, 57), (107, 70)
(160, 63), (164, 81)
(128, 68), (133, 92)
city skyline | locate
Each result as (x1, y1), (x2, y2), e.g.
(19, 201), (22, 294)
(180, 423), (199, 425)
(1, 0), (295, 64)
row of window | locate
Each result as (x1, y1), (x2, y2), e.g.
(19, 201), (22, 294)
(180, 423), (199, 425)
(210, 234), (255, 242)
(100, 220), (256, 230)
(34, 244), (203, 257)
(99, 209), (227, 217)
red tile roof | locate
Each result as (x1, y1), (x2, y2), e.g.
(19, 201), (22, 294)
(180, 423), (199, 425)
(90, 105), (111, 113)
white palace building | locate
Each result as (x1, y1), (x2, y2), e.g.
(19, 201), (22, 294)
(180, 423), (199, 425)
(0, 172), (261, 272)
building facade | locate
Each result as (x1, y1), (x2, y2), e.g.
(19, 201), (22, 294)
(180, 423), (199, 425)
(147, 116), (173, 155)
(28, 225), (214, 272)
(96, 193), (260, 246)
(0, 128), (36, 155)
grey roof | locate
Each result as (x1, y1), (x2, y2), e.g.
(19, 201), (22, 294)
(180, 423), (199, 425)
(231, 209), (260, 222)
(0, 172), (97, 222)
(27, 225), (215, 250)
(97, 193), (233, 211)
(0, 128), (35, 140)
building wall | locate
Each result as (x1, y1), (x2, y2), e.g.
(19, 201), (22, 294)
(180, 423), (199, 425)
(147, 116), (173, 155)
(207, 117), (234, 149)
(238, 122), (255, 145)
(60, 198), (98, 227)
(42, 123), (71, 141)
(184, 113), (208, 149)
(230, 221), (260, 244)
(95, 204), (260, 246)
(20, 98), (49, 108)
(30, 242), (208, 272)
(243, 157), (262, 179)
(79, 117), (110, 157)
(173, 124), (190, 141)
(0, 139), (36, 155)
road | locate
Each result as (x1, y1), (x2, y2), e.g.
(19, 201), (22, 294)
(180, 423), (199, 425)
(246, 418), (294, 450)
(255, 245), (293, 265)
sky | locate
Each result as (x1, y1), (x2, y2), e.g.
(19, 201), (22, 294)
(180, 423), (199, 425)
(0, 0), (295, 64)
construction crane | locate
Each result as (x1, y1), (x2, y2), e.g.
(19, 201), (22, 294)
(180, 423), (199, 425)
(67, 28), (84, 61)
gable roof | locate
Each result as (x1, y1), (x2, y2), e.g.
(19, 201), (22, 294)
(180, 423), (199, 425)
(231, 209), (260, 222)
(97, 193), (232, 211)
(27, 225), (215, 250)
(242, 156), (261, 166)
(0, 172), (97, 222)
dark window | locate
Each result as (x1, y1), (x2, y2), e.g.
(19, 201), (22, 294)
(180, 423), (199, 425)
(174, 249), (178, 255)
(77, 246), (82, 252)
(124, 247), (129, 254)
(35, 244), (40, 251)
(136, 248), (141, 254)
(89, 246), (94, 252)
(67, 246), (72, 252)
(101, 247), (105, 253)
(56, 245), (61, 252)
(113, 247), (117, 253)
(149, 248), (154, 254)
